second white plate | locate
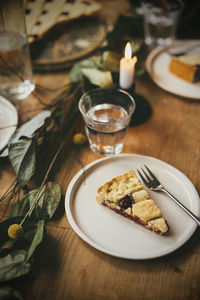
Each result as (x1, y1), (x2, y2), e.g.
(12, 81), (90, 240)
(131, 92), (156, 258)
(65, 154), (200, 260)
(0, 96), (18, 152)
(146, 40), (200, 99)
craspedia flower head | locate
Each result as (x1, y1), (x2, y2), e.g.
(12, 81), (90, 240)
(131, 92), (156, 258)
(73, 133), (86, 146)
(8, 224), (23, 240)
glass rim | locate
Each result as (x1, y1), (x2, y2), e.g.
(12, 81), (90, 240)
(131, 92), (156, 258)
(78, 88), (136, 125)
(142, 0), (184, 12)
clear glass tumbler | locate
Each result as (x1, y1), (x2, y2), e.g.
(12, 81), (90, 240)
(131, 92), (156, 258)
(79, 88), (135, 156)
(0, 0), (35, 100)
(142, 0), (184, 47)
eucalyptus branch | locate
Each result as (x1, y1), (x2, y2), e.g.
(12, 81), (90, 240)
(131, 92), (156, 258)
(20, 139), (65, 226)
(0, 55), (82, 224)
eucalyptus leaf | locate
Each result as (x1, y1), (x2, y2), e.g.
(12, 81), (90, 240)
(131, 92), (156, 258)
(69, 56), (103, 83)
(0, 286), (23, 300)
(8, 195), (30, 219)
(1, 110), (51, 158)
(9, 188), (40, 219)
(9, 186), (45, 220)
(102, 51), (120, 72)
(81, 68), (113, 88)
(8, 189), (43, 224)
(0, 250), (31, 281)
(28, 182), (61, 220)
(26, 220), (44, 262)
(42, 182), (61, 219)
(9, 182), (61, 221)
(9, 138), (36, 187)
(9, 110), (51, 146)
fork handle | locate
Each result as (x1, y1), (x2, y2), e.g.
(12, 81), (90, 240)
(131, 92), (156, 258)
(158, 187), (200, 226)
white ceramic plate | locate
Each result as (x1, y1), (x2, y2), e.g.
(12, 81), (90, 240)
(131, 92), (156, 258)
(65, 154), (200, 260)
(0, 96), (18, 152)
(146, 40), (200, 99)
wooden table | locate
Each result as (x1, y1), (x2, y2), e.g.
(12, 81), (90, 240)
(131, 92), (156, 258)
(1, 1), (200, 299)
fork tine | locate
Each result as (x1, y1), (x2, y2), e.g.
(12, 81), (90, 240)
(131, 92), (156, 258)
(137, 169), (149, 186)
(144, 165), (160, 183)
(141, 167), (153, 182)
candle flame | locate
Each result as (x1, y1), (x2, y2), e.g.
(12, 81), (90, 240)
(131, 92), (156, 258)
(125, 42), (132, 60)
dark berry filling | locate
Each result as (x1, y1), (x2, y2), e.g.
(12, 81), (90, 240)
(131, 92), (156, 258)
(25, 9), (31, 14)
(66, 0), (75, 3)
(118, 194), (134, 210)
(42, 10), (48, 14)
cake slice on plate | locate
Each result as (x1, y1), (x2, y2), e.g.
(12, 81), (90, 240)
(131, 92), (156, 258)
(96, 170), (169, 235)
(169, 55), (200, 83)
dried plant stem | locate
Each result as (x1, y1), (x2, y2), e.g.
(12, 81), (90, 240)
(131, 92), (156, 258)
(3, 185), (19, 216)
(0, 180), (19, 221)
(0, 179), (18, 204)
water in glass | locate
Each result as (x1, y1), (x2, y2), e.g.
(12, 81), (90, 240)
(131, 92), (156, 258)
(85, 103), (128, 155)
(0, 32), (35, 100)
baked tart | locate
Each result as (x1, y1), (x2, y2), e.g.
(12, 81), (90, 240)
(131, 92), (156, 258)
(96, 170), (169, 235)
(24, 0), (102, 43)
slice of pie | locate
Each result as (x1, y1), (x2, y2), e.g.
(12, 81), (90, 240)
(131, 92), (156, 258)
(96, 170), (169, 235)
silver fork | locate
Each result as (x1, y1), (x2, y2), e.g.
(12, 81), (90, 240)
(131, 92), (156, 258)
(137, 165), (200, 226)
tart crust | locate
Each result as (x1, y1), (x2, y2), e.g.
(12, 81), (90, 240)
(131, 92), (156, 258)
(96, 170), (169, 235)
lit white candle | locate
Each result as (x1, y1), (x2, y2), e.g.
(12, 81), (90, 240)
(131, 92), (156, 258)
(119, 42), (137, 90)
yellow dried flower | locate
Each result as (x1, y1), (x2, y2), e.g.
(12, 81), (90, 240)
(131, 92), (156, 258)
(8, 224), (23, 240)
(73, 133), (86, 146)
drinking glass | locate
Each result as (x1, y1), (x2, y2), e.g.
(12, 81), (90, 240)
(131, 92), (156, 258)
(79, 88), (135, 156)
(142, 0), (184, 47)
(0, 0), (35, 100)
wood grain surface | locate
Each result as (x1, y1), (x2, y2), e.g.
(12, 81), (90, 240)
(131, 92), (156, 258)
(0, 1), (200, 299)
